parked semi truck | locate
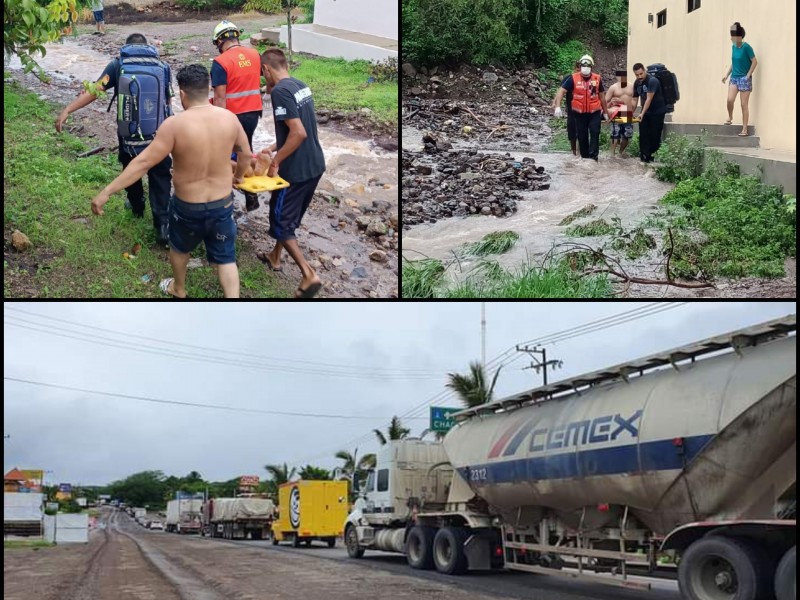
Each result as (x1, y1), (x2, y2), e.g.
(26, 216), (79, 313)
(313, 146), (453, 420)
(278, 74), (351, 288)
(345, 316), (796, 600)
(272, 480), (348, 547)
(166, 499), (203, 534)
(201, 496), (274, 540)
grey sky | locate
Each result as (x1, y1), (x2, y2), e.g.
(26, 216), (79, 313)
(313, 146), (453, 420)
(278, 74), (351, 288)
(3, 302), (795, 487)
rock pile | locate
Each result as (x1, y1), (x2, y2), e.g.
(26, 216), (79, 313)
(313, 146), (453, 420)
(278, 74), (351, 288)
(402, 147), (550, 228)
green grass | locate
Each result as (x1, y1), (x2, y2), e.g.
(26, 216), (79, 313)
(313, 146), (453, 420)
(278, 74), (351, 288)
(4, 540), (55, 549)
(401, 258), (445, 298)
(565, 219), (616, 237)
(3, 82), (291, 298)
(401, 257), (613, 298)
(258, 52), (397, 127)
(463, 231), (519, 256)
(559, 204), (597, 226)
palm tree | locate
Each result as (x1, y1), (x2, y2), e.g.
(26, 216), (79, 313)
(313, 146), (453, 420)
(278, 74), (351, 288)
(446, 361), (502, 408)
(298, 465), (331, 480)
(373, 416), (411, 445)
(264, 463), (296, 485)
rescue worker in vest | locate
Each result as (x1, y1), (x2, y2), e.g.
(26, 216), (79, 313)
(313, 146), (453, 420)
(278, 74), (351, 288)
(552, 55), (609, 161)
(211, 21), (263, 212)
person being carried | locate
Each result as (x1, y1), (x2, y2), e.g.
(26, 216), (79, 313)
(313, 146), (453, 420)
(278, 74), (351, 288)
(552, 61), (580, 156)
(605, 69), (635, 157)
(259, 48), (326, 299)
(91, 64), (253, 299)
(55, 33), (173, 245)
(552, 55), (609, 161)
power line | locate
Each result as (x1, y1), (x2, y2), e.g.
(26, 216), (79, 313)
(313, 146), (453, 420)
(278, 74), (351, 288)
(3, 376), (426, 421)
(4, 307), (444, 375)
(293, 302), (690, 465)
(3, 317), (445, 381)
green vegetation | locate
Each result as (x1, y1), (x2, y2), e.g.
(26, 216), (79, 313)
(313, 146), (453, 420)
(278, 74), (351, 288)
(559, 204), (597, 226)
(463, 231), (520, 256)
(401, 257), (613, 298)
(4, 540), (56, 549)
(401, 258), (446, 298)
(649, 134), (796, 279)
(566, 219), (616, 237)
(4, 0), (79, 78)
(403, 0), (629, 67)
(3, 83), (290, 298)
(610, 226), (656, 260)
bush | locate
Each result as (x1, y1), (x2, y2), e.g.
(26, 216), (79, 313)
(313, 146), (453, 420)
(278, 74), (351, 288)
(654, 133), (707, 183)
(242, 0), (282, 12)
(369, 57), (398, 83)
(176, 0), (211, 9)
(297, 0), (314, 23)
(547, 40), (589, 81)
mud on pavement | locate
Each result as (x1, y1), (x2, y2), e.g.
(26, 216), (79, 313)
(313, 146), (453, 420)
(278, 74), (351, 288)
(4, 507), (506, 600)
(7, 13), (398, 298)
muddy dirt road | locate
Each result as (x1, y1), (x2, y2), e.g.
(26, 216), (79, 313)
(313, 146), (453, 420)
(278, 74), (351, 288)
(7, 13), (398, 298)
(4, 507), (680, 600)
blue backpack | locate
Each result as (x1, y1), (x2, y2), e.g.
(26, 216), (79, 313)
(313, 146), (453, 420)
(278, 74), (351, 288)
(107, 44), (172, 152)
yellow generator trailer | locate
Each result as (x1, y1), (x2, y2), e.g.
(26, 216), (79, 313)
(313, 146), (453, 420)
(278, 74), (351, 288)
(272, 480), (348, 547)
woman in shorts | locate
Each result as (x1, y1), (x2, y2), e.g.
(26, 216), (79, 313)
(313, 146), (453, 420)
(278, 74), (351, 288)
(722, 22), (757, 136)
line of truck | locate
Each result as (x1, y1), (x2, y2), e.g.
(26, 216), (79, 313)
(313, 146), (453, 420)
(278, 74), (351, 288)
(342, 316), (797, 600)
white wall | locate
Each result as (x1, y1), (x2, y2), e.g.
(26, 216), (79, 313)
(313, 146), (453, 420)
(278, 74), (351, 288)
(314, 0), (398, 41)
(4, 493), (43, 521)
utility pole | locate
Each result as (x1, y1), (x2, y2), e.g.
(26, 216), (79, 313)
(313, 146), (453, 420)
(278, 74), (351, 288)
(516, 345), (563, 386)
(481, 302), (486, 370)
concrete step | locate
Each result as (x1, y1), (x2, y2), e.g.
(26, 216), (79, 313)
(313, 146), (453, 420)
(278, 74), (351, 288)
(706, 134), (760, 148)
(665, 123), (755, 136)
(249, 28), (280, 46)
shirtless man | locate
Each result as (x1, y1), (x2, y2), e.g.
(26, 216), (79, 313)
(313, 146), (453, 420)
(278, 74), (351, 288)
(91, 64), (252, 298)
(605, 69), (636, 157)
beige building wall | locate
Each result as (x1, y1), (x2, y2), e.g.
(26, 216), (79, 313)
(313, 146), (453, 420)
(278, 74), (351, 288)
(627, 0), (796, 152)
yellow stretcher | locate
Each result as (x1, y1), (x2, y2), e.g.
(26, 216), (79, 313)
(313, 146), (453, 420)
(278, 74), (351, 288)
(611, 117), (641, 123)
(235, 175), (291, 193)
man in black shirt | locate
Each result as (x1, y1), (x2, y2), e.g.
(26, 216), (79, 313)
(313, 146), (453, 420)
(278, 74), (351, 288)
(259, 48), (326, 299)
(632, 63), (667, 163)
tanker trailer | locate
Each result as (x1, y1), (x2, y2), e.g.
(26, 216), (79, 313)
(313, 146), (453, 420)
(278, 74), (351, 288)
(344, 315), (796, 600)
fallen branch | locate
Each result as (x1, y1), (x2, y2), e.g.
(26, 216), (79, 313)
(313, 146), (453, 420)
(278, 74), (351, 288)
(585, 267), (714, 288)
(308, 230), (333, 241)
(77, 146), (106, 158)
(459, 104), (487, 126)
(484, 125), (511, 142)
(402, 109), (420, 121)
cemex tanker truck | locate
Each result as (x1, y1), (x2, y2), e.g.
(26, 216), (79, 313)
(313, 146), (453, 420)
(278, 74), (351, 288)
(344, 316), (796, 600)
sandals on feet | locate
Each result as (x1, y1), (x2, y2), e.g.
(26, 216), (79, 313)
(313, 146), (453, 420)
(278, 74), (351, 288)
(256, 251), (282, 272)
(159, 278), (188, 299)
(723, 120), (733, 125)
(295, 282), (322, 299)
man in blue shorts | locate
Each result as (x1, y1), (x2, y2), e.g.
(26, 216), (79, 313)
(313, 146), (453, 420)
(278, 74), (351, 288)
(90, 0), (105, 35)
(259, 48), (326, 299)
(91, 64), (253, 298)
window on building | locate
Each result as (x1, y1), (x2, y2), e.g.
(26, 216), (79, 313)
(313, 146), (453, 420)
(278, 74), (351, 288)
(688, 0), (701, 13)
(657, 10), (667, 28)
(377, 469), (389, 492)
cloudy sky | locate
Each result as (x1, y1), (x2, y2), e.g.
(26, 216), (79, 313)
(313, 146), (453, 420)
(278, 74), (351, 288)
(3, 302), (795, 487)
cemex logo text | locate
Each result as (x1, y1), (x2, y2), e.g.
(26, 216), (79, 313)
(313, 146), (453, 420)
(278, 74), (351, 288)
(488, 410), (643, 458)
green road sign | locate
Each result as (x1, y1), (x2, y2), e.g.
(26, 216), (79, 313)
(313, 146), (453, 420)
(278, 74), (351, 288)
(430, 406), (457, 433)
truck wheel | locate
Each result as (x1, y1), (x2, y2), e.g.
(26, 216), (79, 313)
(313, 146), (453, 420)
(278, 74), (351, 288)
(271, 534), (279, 546)
(346, 525), (365, 558)
(406, 526), (436, 570)
(775, 546), (795, 600)
(678, 536), (771, 600)
(327, 537), (336, 548)
(433, 527), (469, 575)
(292, 534), (300, 548)
(252, 530), (262, 540)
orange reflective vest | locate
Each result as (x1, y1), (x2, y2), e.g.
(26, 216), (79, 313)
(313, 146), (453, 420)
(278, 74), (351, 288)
(571, 72), (602, 114)
(213, 45), (263, 114)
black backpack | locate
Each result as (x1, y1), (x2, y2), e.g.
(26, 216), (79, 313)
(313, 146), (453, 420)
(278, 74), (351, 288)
(647, 64), (679, 112)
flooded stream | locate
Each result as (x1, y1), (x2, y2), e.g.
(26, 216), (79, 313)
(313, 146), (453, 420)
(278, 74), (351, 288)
(8, 40), (398, 297)
(402, 141), (673, 271)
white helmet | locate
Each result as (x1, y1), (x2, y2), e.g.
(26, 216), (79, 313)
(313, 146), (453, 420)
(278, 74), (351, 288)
(579, 54), (594, 67)
(212, 20), (242, 44)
